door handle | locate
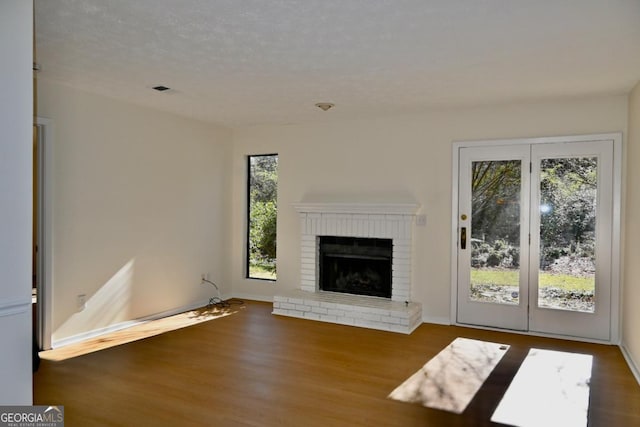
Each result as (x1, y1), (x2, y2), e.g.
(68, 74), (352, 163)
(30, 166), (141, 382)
(460, 227), (467, 249)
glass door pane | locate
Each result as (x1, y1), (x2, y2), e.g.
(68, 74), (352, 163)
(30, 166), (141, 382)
(470, 160), (521, 305)
(538, 157), (597, 313)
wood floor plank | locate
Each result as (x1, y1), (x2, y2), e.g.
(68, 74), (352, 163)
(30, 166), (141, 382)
(33, 301), (640, 426)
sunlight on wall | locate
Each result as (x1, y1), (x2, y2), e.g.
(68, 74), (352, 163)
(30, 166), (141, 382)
(53, 259), (135, 342)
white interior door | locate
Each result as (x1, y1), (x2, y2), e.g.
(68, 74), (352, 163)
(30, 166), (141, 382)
(456, 138), (616, 341)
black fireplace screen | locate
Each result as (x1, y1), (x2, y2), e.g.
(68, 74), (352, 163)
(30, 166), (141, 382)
(319, 236), (392, 298)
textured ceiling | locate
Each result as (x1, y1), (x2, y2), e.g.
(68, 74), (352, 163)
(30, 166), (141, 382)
(35, 0), (640, 128)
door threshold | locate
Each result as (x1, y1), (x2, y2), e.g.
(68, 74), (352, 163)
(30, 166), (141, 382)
(453, 321), (615, 346)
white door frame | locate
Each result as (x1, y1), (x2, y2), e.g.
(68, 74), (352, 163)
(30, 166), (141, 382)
(450, 133), (622, 344)
(34, 116), (53, 350)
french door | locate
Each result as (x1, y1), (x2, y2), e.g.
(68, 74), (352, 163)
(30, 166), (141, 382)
(456, 137), (616, 341)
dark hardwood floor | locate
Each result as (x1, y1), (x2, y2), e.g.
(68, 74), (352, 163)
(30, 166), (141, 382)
(33, 301), (640, 426)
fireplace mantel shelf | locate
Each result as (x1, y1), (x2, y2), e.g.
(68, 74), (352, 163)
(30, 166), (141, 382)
(293, 202), (420, 215)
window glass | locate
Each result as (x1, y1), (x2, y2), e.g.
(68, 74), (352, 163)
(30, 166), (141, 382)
(247, 154), (278, 280)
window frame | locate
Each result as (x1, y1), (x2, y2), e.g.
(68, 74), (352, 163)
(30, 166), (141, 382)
(246, 153), (278, 281)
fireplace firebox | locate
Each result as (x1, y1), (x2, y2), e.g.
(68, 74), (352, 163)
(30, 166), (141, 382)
(319, 236), (392, 298)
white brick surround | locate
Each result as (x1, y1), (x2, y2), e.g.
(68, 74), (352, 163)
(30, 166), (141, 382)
(272, 202), (423, 334)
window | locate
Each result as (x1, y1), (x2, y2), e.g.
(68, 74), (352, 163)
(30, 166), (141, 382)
(247, 154), (278, 280)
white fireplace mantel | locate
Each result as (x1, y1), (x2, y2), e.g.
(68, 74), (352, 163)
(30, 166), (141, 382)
(293, 202), (420, 215)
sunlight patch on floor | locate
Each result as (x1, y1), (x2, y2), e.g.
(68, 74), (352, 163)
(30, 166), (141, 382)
(40, 303), (244, 362)
(491, 348), (593, 427)
(388, 337), (510, 413)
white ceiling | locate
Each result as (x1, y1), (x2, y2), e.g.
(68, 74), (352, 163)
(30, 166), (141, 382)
(34, 0), (640, 128)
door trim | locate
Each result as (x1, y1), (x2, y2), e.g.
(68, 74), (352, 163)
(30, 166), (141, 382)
(34, 116), (53, 350)
(450, 133), (622, 344)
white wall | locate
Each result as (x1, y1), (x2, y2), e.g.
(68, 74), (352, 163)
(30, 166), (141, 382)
(230, 95), (628, 324)
(0, 0), (34, 404)
(37, 80), (233, 344)
(623, 81), (640, 376)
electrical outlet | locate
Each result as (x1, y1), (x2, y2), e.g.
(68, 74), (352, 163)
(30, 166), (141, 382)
(416, 214), (427, 226)
(76, 294), (86, 311)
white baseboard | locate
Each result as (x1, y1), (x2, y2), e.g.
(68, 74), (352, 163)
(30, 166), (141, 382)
(620, 344), (640, 386)
(232, 293), (273, 303)
(51, 298), (215, 349)
(422, 314), (451, 326)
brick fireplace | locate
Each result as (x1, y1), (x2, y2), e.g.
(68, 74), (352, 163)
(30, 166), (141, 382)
(272, 202), (423, 334)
